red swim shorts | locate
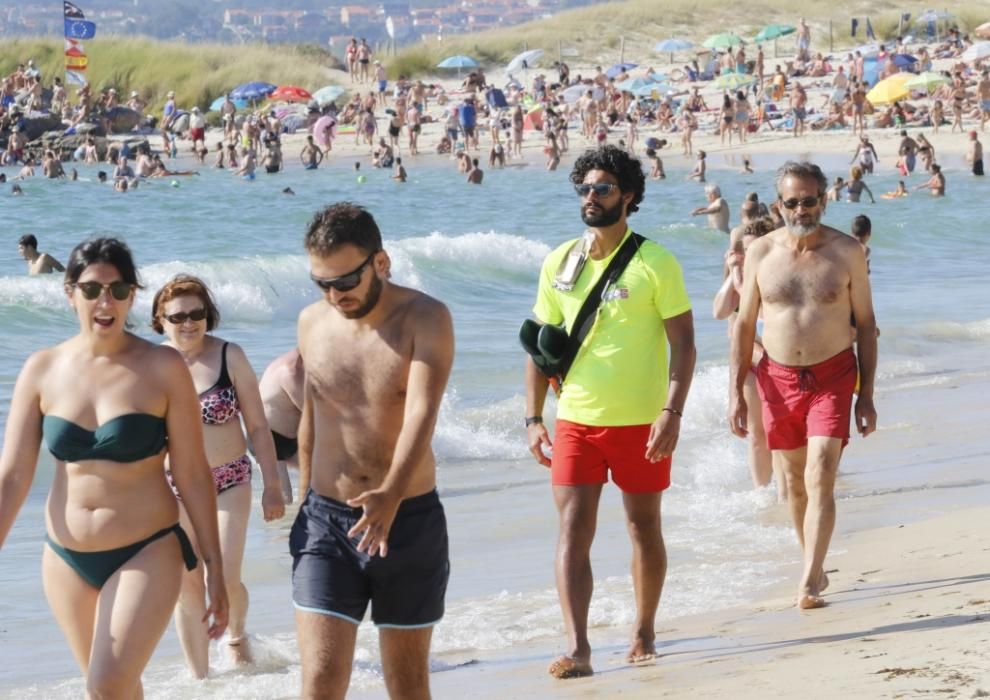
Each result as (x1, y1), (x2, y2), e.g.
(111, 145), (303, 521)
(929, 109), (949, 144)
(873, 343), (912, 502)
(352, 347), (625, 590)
(551, 419), (671, 493)
(755, 348), (858, 451)
(189, 127), (205, 142)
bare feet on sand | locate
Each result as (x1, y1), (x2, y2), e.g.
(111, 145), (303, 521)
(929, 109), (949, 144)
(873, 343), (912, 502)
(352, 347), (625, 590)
(548, 655), (593, 679)
(626, 635), (658, 663)
(228, 635), (253, 665)
(798, 570), (831, 609)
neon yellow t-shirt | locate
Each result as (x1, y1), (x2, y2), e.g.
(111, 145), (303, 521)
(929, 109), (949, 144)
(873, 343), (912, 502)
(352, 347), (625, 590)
(533, 229), (692, 427)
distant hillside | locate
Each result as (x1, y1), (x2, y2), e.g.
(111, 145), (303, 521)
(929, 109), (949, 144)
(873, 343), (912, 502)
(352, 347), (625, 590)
(0, 37), (338, 111)
(390, 0), (988, 77)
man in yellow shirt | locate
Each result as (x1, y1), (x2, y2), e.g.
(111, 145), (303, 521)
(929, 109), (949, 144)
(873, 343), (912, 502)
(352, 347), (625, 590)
(525, 145), (696, 679)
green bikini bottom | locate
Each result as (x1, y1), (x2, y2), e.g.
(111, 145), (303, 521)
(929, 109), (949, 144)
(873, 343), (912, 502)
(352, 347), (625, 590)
(46, 524), (198, 589)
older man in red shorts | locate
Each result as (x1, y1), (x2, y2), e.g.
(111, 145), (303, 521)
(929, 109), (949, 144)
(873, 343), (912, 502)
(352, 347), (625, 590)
(730, 161), (878, 610)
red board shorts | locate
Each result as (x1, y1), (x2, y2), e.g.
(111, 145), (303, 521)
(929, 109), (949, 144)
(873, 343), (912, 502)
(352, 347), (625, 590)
(755, 348), (858, 451)
(551, 419), (671, 493)
(189, 127), (205, 142)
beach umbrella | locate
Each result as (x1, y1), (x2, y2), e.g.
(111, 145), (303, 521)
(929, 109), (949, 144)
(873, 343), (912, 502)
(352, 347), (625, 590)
(229, 81), (277, 102)
(714, 72), (755, 90)
(560, 84), (602, 103)
(904, 71), (950, 94)
(890, 54), (918, 69)
(312, 115), (336, 147)
(506, 48), (543, 74)
(866, 74), (910, 105)
(615, 77), (653, 94)
(312, 85), (346, 106)
(702, 33), (744, 50)
(269, 85), (313, 103)
(632, 82), (670, 98)
(754, 24), (795, 42)
(853, 43), (881, 57)
(961, 42), (990, 62)
(437, 55), (478, 69)
(975, 22), (990, 40)
(437, 54), (479, 79)
(208, 96), (248, 111)
(655, 38), (694, 64)
(606, 62), (638, 79)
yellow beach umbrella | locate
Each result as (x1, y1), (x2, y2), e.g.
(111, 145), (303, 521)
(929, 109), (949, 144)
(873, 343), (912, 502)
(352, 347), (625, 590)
(866, 74), (910, 105)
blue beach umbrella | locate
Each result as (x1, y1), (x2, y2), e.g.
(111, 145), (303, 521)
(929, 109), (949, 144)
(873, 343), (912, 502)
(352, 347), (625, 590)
(209, 96), (249, 112)
(229, 81), (277, 102)
(312, 85), (346, 107)
(615, 77), (654, 94)
(606, 62), (638, 79)
(754, 24), (795, 42)
(437, 54), (479, 79)
(890, 54), (918, 69)
(654, 38), (694, 64)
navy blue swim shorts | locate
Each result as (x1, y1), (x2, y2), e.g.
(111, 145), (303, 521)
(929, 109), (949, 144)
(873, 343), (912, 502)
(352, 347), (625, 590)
(290, 488), (449, 628)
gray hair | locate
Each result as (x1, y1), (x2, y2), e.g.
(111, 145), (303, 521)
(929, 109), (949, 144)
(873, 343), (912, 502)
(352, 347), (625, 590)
(775, 161), (828, 197)
(704, 183), (721, 197)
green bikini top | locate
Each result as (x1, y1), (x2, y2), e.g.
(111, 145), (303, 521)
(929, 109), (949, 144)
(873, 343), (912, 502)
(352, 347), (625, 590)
(43, 413), (167, 463)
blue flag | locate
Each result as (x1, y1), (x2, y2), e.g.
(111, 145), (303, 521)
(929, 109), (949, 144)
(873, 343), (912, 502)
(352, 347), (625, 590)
(65, 18), (96, 39)
(63, 1), (85, 19)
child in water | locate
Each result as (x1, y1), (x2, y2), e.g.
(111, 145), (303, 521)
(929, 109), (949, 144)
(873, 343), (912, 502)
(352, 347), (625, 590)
(883, 181), (908, 198)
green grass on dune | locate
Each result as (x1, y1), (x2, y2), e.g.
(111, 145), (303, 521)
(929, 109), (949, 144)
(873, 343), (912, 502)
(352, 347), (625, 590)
(0, 37), (338, 112)
(391, 0), (989, 78)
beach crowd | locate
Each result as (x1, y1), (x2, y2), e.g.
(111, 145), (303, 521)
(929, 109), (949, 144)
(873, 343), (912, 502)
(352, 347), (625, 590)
(0, 14), (987, 700)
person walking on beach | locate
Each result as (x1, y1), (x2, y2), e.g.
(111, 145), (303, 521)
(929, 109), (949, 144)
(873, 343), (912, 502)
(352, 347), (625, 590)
(292, 203), (454, 700)
(525, 145), (696, 678)
(151, 275), (285, 677)
(0, 237), (229, 697)
(966, 131), (984, 176)
(17, 233), (64, 275)
(730, 161), (877, 609)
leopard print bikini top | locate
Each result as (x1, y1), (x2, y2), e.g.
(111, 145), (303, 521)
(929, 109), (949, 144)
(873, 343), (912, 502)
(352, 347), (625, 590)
(199, 343), (240, 426)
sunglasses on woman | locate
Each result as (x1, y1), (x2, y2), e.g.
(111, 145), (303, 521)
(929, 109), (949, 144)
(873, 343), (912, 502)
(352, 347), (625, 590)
(164, 308), (207, 325)
(310, 251), (378, 293)
(73, 281), (134, 301)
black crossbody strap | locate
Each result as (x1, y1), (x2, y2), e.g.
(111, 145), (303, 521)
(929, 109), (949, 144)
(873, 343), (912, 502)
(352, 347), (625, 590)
(557, 232), (645, 381)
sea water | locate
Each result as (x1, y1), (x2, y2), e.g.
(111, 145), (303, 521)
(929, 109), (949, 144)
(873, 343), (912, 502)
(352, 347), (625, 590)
(0, 157), (988, 698)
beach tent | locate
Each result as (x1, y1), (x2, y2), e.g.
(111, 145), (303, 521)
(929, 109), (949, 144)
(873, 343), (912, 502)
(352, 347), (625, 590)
(506, 49), (543, 74)
(269, 85), (313, 103)
(522, 105), (543, 131)
(853, 43), (881, 57)
(866, 74), (910, 105)
(702, 33), (744, 50)
(890, 55), (918, 69)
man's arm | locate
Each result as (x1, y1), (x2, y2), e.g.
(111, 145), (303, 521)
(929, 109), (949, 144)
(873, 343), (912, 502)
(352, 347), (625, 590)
(848, 244), (878, 437)
(729, 239), (767, 437)
(645, 310), (695, 461)
(525, 348), (553, 467)
(347, 300), (454, 557)
(44, 254), (64, 272)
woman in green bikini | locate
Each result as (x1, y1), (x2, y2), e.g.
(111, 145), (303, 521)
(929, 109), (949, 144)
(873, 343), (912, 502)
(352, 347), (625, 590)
(0, 237), (228, 697)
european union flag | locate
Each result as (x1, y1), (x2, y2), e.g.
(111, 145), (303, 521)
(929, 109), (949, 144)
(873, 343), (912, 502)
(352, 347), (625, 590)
(64, 18), (96, 39)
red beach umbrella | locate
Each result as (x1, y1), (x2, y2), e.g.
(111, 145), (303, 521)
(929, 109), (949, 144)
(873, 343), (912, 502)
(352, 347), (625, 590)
(269, 85), (313, 103)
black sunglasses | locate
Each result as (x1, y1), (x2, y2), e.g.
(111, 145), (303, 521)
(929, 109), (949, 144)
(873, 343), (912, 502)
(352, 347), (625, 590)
(780, 195), (823, 210)
(165, 308), (207, 325)
(74, 281), (133, 301)
(310, 251), (378, 293)
(574, 183), (619, 198)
